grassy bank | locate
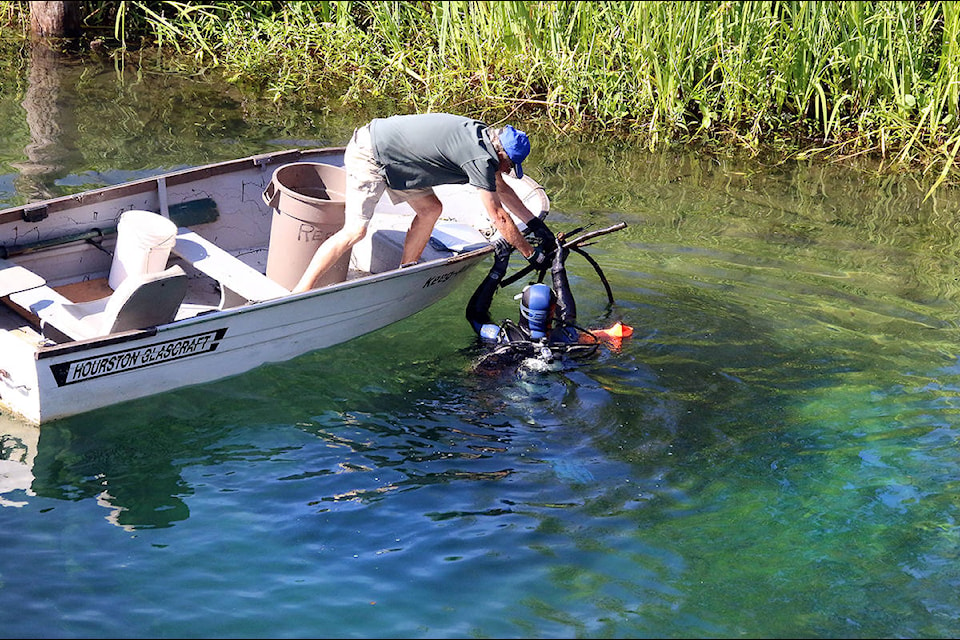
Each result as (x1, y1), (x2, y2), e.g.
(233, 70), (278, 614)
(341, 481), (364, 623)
(4, 1), (960, 193)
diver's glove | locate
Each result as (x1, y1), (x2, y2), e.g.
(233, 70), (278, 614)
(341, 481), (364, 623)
(526, 246), (550, 270)
(524, 216), (558, 259)
(492, 235), (513, 258)
(491, 235), (514, 275)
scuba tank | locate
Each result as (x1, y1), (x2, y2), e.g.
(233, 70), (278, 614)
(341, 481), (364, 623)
(518, 283), (555, 339)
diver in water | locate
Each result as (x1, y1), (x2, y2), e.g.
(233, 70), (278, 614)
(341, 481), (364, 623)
(466, 229), (625, 370)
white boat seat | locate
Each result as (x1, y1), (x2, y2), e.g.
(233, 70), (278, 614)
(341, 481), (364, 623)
(171, 228), (290, 308)
(427, 222), (491, 253)
(9, 265), (188, 343)
(0, 257), (46, 297)
(357, 220), (492, 274)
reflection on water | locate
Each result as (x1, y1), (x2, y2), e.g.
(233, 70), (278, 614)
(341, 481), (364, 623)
(0, 414), (37, 507)
(11, 42), (75, 201)
(0, 46), (363, 208)
(3, 53), (960, 638)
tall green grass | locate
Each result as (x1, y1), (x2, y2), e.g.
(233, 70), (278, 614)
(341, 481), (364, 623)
(4, 1), (960, 191)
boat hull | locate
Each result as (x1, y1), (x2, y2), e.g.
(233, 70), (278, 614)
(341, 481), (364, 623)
(2, 255), (480, 423)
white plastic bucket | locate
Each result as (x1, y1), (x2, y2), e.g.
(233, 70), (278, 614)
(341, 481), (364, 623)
(108, 210), (178, 290)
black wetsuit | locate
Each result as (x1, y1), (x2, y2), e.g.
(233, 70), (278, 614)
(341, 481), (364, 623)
(466, 240), (588, 365)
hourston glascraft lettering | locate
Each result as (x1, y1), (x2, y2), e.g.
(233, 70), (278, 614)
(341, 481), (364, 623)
(49, 328), (227, 386)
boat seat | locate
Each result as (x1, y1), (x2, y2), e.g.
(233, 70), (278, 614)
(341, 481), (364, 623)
(171, 228), (290, 308)
(356, 220), (493, 274)
(427, 222), (491, 253)
(8, 265), (188, 343)
(0, 257), (46, 298)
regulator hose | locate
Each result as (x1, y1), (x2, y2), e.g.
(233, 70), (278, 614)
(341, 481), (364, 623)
(499, 222), (626, 307)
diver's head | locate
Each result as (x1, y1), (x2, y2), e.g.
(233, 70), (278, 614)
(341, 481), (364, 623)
(517, 282), (556, 339)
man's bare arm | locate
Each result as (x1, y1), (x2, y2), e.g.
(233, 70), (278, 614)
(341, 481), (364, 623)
(495, 172), (540, 225)
(478, 189), (534, 258)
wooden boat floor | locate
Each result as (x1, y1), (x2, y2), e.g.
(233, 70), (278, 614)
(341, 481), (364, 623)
(0, 303), (46, 346)
(53, 278), (114, 303)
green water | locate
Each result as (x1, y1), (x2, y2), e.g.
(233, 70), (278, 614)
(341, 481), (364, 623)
(2, 52), (960, 638)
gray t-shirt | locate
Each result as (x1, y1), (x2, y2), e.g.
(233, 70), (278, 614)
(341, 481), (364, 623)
(369, 114), (500, 191)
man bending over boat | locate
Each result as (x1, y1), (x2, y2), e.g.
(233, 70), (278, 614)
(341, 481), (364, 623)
(291, 113), (556, 293)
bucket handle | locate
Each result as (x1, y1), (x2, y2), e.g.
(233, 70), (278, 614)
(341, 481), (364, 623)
(262, 182), (281, 209)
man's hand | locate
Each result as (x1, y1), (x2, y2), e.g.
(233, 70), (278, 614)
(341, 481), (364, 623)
(524, 216), (557, 259)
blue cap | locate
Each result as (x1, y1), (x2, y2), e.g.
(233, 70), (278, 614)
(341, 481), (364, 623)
(499, 125), (530, 179)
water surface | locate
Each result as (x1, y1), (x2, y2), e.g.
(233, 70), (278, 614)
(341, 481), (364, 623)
(2, 51), (960, 638)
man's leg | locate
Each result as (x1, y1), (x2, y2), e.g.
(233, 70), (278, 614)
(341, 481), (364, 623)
(292, 125), (382, 293)
(291, 217), (368, 293)
(400, 193), (443, 265)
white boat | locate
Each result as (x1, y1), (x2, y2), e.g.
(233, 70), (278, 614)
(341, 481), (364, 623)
(0, 147), (549, 424)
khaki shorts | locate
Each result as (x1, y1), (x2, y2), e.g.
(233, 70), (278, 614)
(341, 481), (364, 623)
(345, 125), (436, 221)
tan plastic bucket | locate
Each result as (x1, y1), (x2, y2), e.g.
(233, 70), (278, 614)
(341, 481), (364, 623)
(262, 163), (350, 289)
(108, 210), (178, 290)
